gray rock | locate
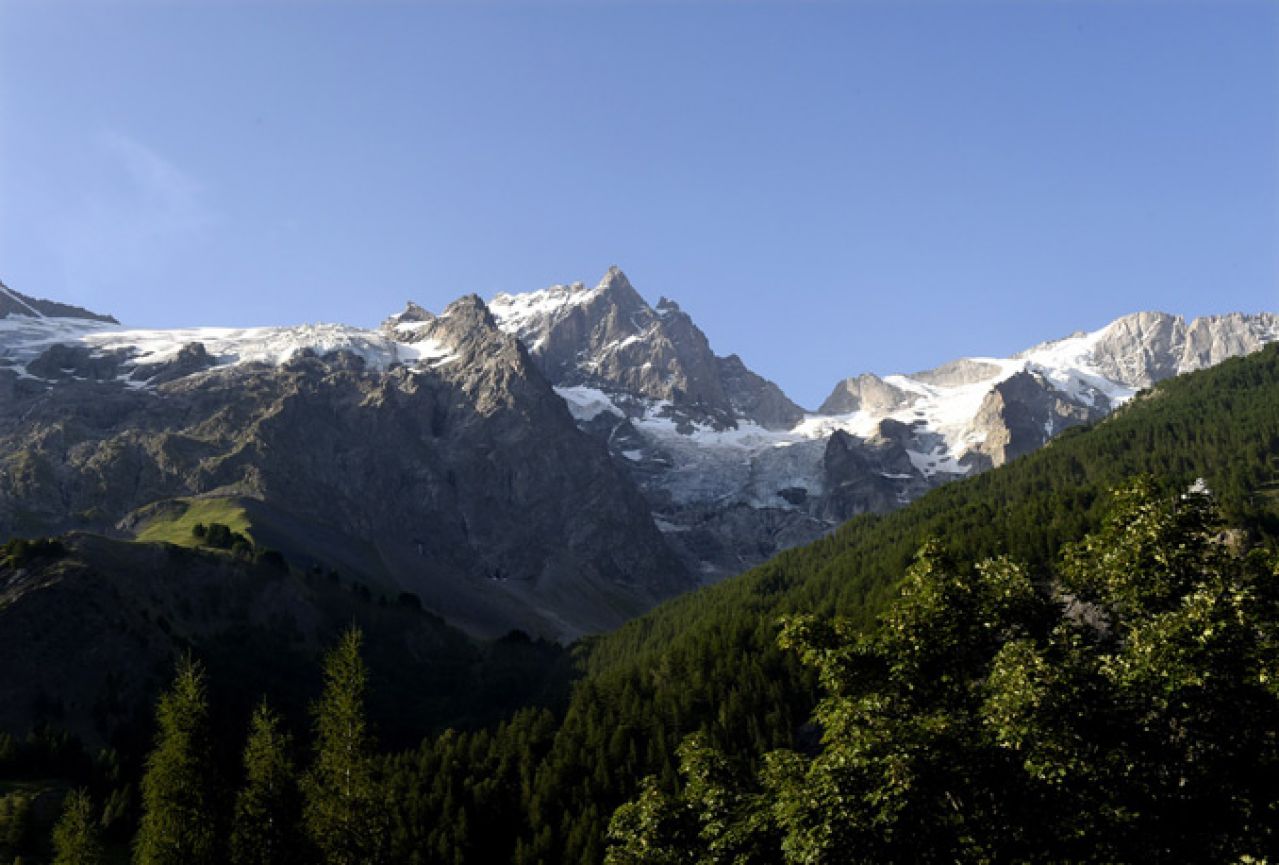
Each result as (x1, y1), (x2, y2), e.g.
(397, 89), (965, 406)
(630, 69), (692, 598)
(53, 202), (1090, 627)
(818, 373), (909, 415)
(966, 370), (1105, 467)
(492, 267), (804, 430)
(0, 280), (118, 322)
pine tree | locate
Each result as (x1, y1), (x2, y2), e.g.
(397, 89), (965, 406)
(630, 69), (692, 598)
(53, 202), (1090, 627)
(231, 701), (304, 865)
(303, 627), (387, 865)
(51, 789), (103, 865)
(133, 654), (219, 865)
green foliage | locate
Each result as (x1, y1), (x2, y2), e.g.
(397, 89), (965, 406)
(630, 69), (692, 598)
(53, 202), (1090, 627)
(603, 732), (781, 865)
(230, 701), (304, 865)
(201, 523), (251, 552)
(133, 655), (220, 865)
(51, 789), (104, 865)
(607, 480), (1279, 863)
(303, 628), (389, 865)
(604, 777), (698, 865)
(385, 707), (558, 865)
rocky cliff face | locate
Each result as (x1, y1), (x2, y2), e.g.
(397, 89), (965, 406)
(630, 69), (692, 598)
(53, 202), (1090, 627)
(489, 267), (805, 431)
(1085, 310), (1279, 387)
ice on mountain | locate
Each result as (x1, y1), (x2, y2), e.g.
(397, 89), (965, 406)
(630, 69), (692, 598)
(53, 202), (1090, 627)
(554, 386), (625, 422)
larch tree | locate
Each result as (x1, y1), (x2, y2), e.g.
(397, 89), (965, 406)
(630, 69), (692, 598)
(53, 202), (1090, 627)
(133, 654), (220, 865)
(303, 627), (388, 865)
(230, 700), (304, 865)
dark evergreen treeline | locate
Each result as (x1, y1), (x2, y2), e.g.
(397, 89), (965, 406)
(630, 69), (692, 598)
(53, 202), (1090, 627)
(2, 345), (1279, 863)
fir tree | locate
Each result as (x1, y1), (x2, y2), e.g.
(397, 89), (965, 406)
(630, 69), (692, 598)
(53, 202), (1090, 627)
(51, 789), (103, 865)
(231, 701), (304, 865)
(133, 654), (219, 865)
(303, 627), (387, 865)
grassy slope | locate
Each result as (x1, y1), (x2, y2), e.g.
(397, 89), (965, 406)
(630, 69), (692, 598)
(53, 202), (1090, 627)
(132, 497), (255, 546)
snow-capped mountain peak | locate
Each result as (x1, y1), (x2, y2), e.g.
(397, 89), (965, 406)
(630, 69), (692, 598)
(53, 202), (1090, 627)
(487, 267), (804, 432)
(3, 272), (1275, 590)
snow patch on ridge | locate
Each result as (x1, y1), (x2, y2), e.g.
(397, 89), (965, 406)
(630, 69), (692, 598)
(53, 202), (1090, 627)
(0, 317), (461, 384)
(489, 282), (600, 345)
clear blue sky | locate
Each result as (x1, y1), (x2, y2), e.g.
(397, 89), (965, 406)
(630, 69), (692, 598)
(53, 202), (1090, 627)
(2, 1), (1276, 407)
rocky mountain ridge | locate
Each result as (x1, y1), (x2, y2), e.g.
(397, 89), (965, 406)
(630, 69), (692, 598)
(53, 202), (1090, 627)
(0, 280), (118, 323)
(2, 269), (1276, 630)
(0, 290), (692, 642)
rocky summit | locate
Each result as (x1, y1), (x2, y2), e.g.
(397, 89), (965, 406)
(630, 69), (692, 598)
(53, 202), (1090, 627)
(2, 269), (1276, 635)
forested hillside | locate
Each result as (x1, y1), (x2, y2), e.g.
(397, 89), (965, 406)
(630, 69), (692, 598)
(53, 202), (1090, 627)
(3, 345), (1279, 864)
(607, 477), (1279, 862)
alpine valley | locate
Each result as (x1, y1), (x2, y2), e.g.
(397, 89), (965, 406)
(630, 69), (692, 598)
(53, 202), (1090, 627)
(2, 270), (1276, 644)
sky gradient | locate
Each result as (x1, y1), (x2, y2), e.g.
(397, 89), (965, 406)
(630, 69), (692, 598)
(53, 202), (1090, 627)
(2, 1), (1276, 408)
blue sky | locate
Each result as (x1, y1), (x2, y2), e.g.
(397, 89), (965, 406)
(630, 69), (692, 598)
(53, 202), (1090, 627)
(1, 1), (1276, 408)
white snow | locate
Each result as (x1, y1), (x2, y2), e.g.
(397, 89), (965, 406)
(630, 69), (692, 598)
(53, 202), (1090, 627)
(489, 281), (600, 342)
(0, 316), (463, 384)
(553, 386), (625, 421)
(536, 314), (1209, 515)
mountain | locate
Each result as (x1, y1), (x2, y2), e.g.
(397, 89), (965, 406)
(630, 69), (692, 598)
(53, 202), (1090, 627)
(486, 270), (1279, 579)
(489, 266), (805, 431)
(0, 291), (692, 642)
(2, 270), (1276, 639)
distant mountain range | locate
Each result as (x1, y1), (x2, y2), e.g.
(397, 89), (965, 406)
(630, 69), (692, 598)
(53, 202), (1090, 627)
(2, 272), (1276, 639)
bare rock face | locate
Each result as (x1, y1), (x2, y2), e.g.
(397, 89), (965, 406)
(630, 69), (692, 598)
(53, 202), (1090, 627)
(1088, 311), (1279, 388)
(1180, 312), (1279, 373)
(490, 267), (805, 430)
(716, 353), (806, 431)
(967, 370), (1106, 467)
(819, 373), (910, 415)
(1089, 312), (1186, 387)
(820, 429), (907, 522)
(911, 359), (1006, 388)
